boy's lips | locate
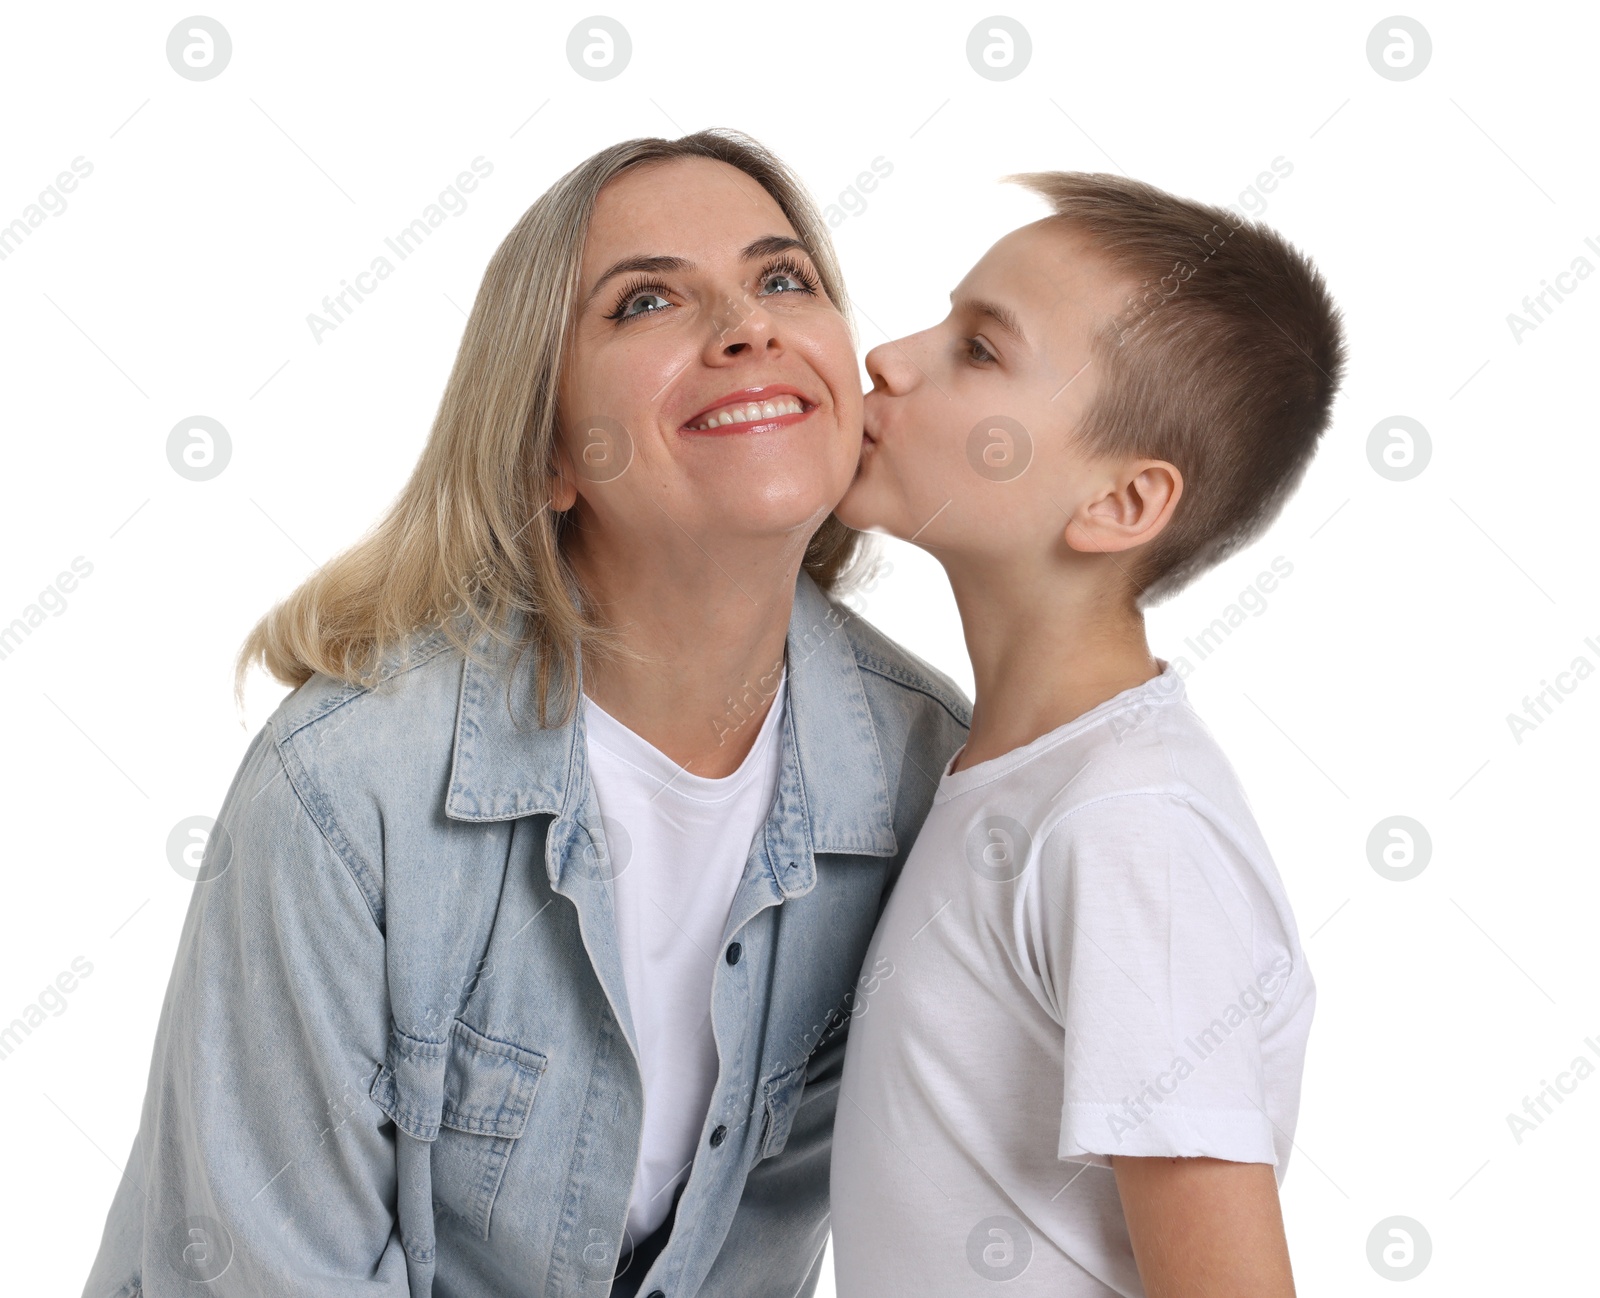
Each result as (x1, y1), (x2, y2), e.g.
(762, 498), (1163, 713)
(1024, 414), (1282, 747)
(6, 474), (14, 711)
(861, 391), (882, 445)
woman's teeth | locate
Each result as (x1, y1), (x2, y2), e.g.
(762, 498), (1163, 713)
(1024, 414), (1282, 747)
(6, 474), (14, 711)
(686, 395), (805, 431)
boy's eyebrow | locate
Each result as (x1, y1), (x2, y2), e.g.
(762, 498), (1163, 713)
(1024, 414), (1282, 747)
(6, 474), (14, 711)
(584, 234), (813, 310)
(951, 291), (1028, 347)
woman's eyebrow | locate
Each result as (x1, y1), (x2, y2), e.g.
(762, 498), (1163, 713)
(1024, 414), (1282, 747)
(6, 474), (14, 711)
(584, 235), (814, 310)
(742, 234), (811, 261)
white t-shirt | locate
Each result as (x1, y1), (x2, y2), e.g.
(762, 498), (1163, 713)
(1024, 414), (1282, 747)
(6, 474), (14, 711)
(829, 660), (1315, 1296)
(582, 671), (787, 1247)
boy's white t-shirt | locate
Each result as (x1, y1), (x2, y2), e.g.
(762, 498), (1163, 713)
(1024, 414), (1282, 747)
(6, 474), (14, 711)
(582, 672), (786, 1248)
(829, 660), (1315, 1297)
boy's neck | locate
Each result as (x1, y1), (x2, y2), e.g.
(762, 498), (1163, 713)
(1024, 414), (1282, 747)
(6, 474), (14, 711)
(943, 560), (1161, 773)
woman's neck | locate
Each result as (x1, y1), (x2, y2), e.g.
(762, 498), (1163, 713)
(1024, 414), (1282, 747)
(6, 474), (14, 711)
(563, 526), (804, 778)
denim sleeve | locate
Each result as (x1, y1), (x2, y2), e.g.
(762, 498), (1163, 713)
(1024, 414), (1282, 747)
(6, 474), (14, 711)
(81, 724), (411, 1296)
(695, 1026), (845, 1297)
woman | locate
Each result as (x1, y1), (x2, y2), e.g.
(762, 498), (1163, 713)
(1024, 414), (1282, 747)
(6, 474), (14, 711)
(81, 129), (969, 1298)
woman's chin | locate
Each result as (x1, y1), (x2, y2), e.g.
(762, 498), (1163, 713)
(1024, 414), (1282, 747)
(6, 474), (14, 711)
(685, 493), (834, 546)
(832, 472), (883, 533)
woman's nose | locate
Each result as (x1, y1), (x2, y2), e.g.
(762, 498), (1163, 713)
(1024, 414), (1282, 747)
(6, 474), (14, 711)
(707, 289), (775, 358)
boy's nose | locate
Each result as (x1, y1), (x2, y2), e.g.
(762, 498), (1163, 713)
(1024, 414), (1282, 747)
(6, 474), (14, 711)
(864, 338), (914, 395)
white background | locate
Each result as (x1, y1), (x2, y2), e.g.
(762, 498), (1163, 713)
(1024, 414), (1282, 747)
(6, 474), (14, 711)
(2, 1), (1595, 1293)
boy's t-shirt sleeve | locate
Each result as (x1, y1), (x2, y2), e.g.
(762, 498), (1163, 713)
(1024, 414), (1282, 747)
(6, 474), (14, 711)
(1023, 791), (1292, 1169)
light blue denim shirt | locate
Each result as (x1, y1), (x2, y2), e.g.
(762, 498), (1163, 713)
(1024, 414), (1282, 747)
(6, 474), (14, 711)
(83, 572), (970, 1298)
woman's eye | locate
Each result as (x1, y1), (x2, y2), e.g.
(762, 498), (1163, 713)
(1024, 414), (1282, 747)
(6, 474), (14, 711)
(965, 337), (997, 364)
(620, 291), (671, 319)
(762, 271), (809, 295)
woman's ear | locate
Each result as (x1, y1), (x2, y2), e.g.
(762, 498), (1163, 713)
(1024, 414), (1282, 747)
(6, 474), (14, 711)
(549, 439), (579, 512)
(1065, 458), (1183, 554)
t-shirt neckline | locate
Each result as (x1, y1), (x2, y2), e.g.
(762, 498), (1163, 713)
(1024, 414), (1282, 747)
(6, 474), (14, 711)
(939, 658), (1182, 795)
(582, 668), (788, 802)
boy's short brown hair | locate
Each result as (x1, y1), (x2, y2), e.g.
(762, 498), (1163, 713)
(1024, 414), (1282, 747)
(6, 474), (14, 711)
(1006, 171), (1346, 606)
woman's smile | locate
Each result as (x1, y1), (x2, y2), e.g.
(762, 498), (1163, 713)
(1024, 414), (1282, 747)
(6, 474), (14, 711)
(681, 383), (817, 435)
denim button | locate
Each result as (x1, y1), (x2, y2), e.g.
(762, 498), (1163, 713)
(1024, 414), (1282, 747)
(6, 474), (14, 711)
(724, 942), (742, 965)
(709, 1124), (726, 1147)
(647, 1291), (665, 1298)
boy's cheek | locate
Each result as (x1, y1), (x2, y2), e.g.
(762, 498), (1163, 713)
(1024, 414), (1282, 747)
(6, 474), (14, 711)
(965, 415), (1032, 484)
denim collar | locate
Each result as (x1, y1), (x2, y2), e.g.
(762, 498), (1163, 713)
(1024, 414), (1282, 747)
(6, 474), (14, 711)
(443, 572), (896, 861)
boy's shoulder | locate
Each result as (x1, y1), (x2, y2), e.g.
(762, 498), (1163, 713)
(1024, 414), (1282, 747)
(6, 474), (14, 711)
(997, 667), (1308, 984)
(987, 662), (1269, 862)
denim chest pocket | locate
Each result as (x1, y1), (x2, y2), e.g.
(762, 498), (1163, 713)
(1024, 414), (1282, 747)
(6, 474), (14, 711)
(370, 1017), (548, 1241)
(755, 1058), (810, 1162)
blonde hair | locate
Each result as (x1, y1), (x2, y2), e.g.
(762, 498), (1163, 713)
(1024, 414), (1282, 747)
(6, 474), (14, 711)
(235, 128), (867, 726)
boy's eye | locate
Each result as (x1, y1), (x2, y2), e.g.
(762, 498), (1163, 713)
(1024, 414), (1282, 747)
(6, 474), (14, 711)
(965, 337), (997, 364)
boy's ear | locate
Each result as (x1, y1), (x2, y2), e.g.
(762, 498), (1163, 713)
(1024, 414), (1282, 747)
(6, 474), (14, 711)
(1064, 459), (1183, 554)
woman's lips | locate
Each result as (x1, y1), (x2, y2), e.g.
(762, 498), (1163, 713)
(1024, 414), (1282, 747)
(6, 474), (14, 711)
(681, 394), (815, 436)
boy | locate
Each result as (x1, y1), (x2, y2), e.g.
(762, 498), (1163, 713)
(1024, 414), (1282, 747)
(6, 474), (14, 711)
(828, 172), (1345, 1296)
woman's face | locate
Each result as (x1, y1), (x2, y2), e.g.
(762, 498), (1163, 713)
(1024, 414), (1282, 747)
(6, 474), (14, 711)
(556, 156), (862, 572)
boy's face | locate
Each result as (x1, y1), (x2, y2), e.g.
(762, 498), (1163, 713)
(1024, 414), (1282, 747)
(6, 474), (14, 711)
(837, 220), (1132, 564)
